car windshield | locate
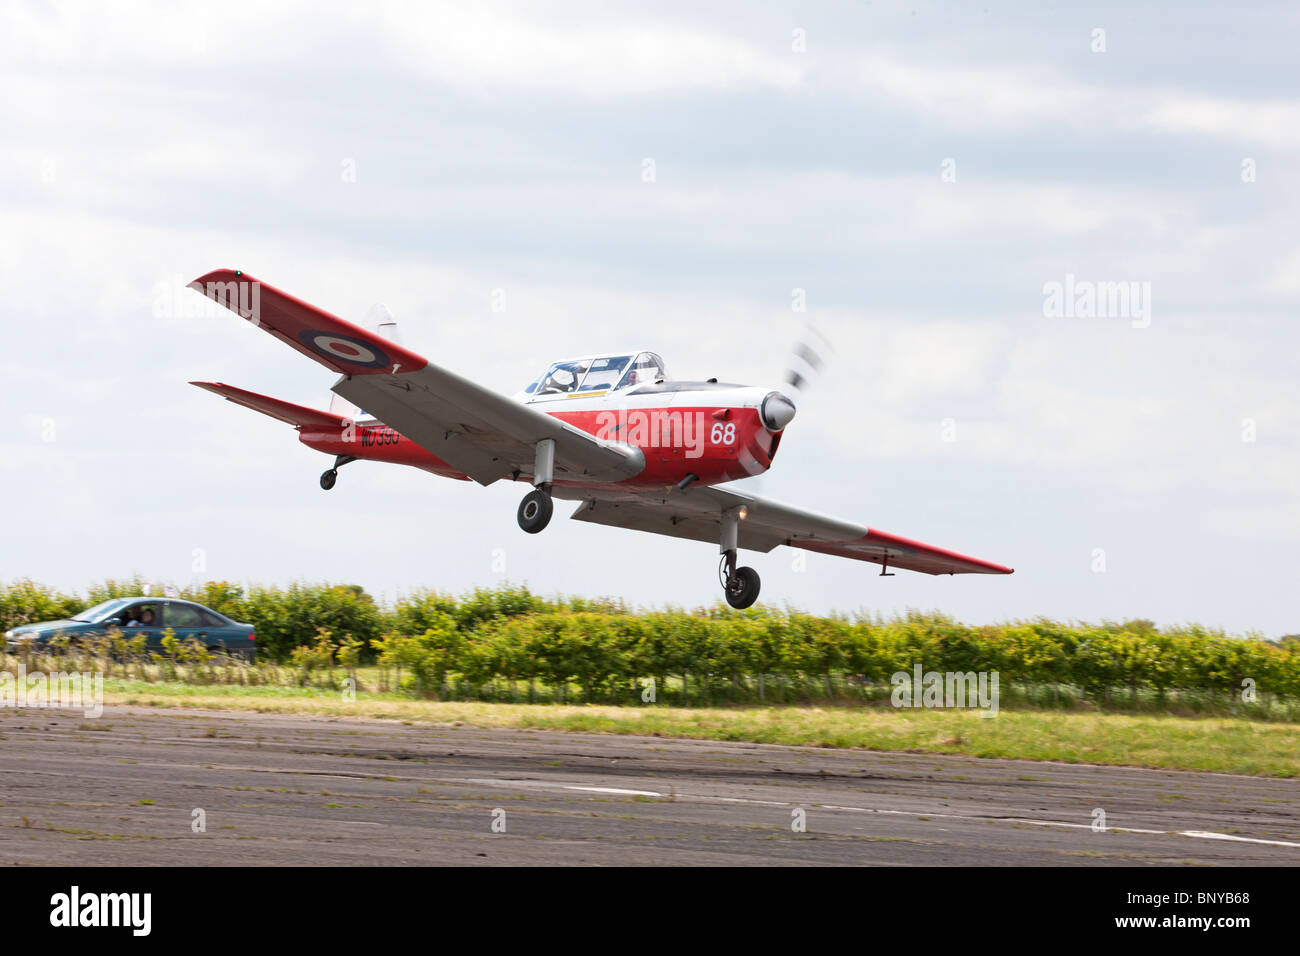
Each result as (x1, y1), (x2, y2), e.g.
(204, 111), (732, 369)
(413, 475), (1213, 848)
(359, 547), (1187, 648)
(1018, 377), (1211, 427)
(70, 598), (132, 623)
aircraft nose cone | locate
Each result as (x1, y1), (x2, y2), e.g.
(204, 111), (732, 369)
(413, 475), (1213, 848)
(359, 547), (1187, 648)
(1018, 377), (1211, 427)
(760, 391), (797, 431)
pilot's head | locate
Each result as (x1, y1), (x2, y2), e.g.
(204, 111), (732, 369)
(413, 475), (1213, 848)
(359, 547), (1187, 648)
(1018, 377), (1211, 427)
(627, 370), (638, 385)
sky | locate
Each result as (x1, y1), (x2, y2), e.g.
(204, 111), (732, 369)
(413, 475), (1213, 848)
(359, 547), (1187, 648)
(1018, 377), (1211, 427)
(2, 1), (1298, 636)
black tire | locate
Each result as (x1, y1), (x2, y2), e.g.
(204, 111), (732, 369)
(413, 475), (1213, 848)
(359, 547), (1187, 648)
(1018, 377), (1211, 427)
(724, 566), (761, 609)
(517, 489), (553, 533)
(320, 469), (338, 491)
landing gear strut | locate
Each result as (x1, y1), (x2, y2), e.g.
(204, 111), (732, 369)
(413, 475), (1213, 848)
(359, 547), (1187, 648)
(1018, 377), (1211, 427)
(320, 455), (357, 491)
(516, 439), (555, 533)
(718, 507), (761, 609)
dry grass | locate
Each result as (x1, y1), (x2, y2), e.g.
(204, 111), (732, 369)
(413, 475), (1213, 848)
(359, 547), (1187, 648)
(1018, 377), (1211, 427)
(97, 684), (1300, 778)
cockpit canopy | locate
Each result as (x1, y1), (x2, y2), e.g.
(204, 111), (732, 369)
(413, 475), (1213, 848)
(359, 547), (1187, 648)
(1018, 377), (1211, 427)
(521, 352), (668, 401)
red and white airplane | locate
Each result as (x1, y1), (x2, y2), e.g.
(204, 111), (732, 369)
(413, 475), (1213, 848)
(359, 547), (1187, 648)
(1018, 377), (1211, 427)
(189, 269), (1012, 608)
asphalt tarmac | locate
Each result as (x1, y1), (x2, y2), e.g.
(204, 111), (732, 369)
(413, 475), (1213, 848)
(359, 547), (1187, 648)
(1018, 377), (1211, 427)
(2, 707), (1297, 866)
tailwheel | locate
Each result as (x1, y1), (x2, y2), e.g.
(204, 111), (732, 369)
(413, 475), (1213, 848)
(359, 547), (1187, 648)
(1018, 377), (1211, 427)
(723, 565), (761, 609)
(517, 488), (553, 533)
(320, 455), (356, 491)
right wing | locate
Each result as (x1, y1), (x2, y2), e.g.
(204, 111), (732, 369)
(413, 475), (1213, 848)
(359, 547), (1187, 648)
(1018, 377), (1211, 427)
(563, 484), (1013, 575)
(189, 269), (643, 486)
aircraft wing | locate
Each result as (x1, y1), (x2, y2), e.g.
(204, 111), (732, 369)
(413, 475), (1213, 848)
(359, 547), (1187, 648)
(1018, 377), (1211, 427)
(562, 484), (1013, 575)
(189, 269), (643, 486)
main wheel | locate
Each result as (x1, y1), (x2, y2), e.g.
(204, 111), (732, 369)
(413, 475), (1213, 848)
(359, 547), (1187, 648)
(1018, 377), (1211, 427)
(320, 469), (338, 490)
(517, 488), (553, 533)
(724, 566), (761, 609)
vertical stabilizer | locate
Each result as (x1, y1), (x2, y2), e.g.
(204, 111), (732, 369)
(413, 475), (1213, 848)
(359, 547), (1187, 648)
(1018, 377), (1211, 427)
(367, 302), (403, 346)
(328, 303), (402, 420)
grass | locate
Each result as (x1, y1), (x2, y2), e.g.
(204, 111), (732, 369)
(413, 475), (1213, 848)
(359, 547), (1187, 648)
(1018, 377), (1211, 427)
(91, 678), (1300, 778)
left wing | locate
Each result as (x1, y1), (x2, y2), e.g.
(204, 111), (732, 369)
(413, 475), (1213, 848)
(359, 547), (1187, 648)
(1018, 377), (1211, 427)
(189, 269), (643, 486)
(561, 484), (1012, 575)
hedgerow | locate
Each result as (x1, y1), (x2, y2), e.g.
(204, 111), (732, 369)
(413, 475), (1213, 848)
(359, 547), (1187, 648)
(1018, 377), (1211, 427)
(2, 579), (1296, 710)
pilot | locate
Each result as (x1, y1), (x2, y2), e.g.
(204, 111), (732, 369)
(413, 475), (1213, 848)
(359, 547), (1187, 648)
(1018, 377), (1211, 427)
(544, 368), (577, 393)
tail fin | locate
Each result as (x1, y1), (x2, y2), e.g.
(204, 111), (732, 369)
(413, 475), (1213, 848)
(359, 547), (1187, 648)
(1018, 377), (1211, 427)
(193, 381), (348, 429)
(328, 303), (402, 420)
(367, 302), (403, 346)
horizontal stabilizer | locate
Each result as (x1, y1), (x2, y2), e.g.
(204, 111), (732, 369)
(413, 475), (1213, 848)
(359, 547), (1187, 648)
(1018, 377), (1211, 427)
(191, 381), (349, 429)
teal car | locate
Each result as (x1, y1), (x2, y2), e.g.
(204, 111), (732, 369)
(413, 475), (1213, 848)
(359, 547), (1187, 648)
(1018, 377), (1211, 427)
(5, 597), (257, 661)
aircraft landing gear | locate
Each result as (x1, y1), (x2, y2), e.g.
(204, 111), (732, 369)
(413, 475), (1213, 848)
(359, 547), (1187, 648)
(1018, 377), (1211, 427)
(517, 488), (553, 533)
(320, 455), (357, 491)
(517, 438), (555, 533)
(717, 506), (760, 608)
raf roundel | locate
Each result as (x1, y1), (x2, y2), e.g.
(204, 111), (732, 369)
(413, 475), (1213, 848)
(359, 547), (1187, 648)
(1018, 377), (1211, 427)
(297, 330), (391, 370)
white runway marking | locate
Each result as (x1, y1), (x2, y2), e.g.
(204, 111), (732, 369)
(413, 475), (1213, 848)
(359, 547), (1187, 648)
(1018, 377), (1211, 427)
(461, 776), (1300, 849)
(1180, 830), (1300, 848)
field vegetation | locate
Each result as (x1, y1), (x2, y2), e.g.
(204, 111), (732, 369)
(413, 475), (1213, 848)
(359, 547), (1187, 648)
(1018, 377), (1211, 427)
(3, 577), (1297, 719)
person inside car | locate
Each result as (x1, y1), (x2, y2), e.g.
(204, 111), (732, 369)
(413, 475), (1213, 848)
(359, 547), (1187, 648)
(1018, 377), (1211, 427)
(127, 608), (155, 627)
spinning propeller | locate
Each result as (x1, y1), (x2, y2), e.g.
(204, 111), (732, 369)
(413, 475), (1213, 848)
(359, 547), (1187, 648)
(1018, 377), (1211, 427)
(759, 325), (834, 432)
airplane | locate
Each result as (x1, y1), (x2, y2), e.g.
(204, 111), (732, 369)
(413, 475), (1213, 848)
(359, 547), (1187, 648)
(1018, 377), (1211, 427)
(188, 269), (1013, 609)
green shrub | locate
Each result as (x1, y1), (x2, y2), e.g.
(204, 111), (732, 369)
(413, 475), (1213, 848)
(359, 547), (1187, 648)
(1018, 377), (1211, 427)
(1, 580), (1295, 711)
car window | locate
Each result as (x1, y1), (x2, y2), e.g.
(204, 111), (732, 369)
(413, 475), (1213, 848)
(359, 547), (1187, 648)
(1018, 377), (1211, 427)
(165, 604), (205, 628)
(123, 602), (161, 628)
(199, 610), (227, 628)
(71, 598), (131, 623)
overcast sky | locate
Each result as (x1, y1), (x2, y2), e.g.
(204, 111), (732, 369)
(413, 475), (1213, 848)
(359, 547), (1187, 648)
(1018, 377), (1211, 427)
(3, 1), (1298, 636)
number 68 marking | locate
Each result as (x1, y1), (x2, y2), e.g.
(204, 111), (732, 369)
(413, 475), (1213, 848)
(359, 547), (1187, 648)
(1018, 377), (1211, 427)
(710, 422), (736, 445)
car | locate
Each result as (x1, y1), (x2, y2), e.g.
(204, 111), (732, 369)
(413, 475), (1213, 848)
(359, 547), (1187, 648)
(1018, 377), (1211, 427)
(4, 597), (257, 661)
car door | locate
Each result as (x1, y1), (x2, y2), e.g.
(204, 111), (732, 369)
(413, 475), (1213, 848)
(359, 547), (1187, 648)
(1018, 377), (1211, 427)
(198, 608), (249, 658)
(162, 602), (209, 652)
(119, 600), (163, 651)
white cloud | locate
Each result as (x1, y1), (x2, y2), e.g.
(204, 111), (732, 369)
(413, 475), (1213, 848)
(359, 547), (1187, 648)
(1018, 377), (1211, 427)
(1143, 93), (1300, 149)
(370, 6), (805, 96)
(1, 2), (805, 97)
(854, 52), (1300, 149)
(1264, 246), (1300, 296)
(856, 55), (1097, 128)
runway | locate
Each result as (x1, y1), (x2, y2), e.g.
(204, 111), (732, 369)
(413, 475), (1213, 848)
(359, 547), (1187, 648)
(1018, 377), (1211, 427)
(1, 707), (1297, 865)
